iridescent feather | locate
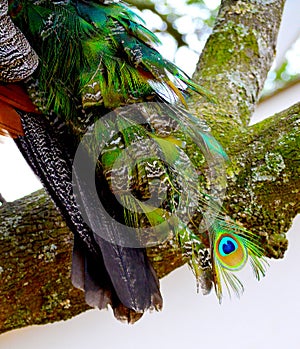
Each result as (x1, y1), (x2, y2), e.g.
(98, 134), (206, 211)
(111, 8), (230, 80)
(209, 216), (267, 300)
(3, 0), (268, 320)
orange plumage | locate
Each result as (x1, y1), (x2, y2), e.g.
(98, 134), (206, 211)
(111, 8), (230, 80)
(0, 84), (38, 138)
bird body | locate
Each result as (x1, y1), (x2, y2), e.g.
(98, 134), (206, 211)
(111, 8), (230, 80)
(0, 0), (38, 136)
(0, 0), (267, 322)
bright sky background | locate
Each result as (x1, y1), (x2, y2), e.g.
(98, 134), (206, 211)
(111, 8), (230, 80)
(0, 1), (300, 348)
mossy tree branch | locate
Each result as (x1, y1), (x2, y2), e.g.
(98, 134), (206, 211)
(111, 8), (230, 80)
(188, 0), (296, 256)
(191, 0), (286, 143)
(0, 192), (90, 333)
(1, 0), (298, 334)
(224, 103), (300, 258)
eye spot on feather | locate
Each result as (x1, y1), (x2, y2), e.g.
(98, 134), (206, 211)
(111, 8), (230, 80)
(215, 234), (247, 271)
(219, 236), (237, 256)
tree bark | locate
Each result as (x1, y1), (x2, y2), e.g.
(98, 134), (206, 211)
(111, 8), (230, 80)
(0, 193), (6, 205)
(188, 0), (295, 259)
(1, 0), (298, 334)
(0, 192), (90, 333)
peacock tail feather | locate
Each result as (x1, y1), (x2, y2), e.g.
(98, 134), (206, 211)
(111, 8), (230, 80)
(2, 0), (269, 318)
(210, 216), (268, 300)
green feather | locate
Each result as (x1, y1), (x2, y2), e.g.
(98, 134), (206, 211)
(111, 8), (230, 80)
(10, 0), (215, 123)
(210, 216), (268, 300)
(9, 0), (267, 302)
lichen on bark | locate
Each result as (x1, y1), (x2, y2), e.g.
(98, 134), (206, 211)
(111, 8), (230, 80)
(191, 0), (286, 138)
(188, 0), (295, 258)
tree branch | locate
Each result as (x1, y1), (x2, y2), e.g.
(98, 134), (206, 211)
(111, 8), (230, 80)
(0, 189), (184, 334)
(188, 0), (296, 257)
(224, 102), (300, 258)
(0, 193), (6, 205)
(190, 0), (286, 143)
(0, 191), (89, 333)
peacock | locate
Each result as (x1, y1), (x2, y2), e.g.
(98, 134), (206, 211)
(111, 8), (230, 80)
(0, 0), (267, 322)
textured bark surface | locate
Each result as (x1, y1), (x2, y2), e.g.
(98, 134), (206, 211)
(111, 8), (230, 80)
(191, 0), (286, 140)
(188, 0), (295, 257)
(1, 0), (298, 334)
(0, 192), (90, 333)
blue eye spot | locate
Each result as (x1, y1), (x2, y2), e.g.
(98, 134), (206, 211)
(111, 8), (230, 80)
(219, 237), (238, 256)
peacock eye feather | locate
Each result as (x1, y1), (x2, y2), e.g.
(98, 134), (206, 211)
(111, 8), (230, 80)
(215, 234), (247, 271)
(209, 217), (268, 301)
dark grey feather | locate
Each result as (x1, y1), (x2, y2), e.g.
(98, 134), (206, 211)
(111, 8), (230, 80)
(15, 110), (162, 320)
